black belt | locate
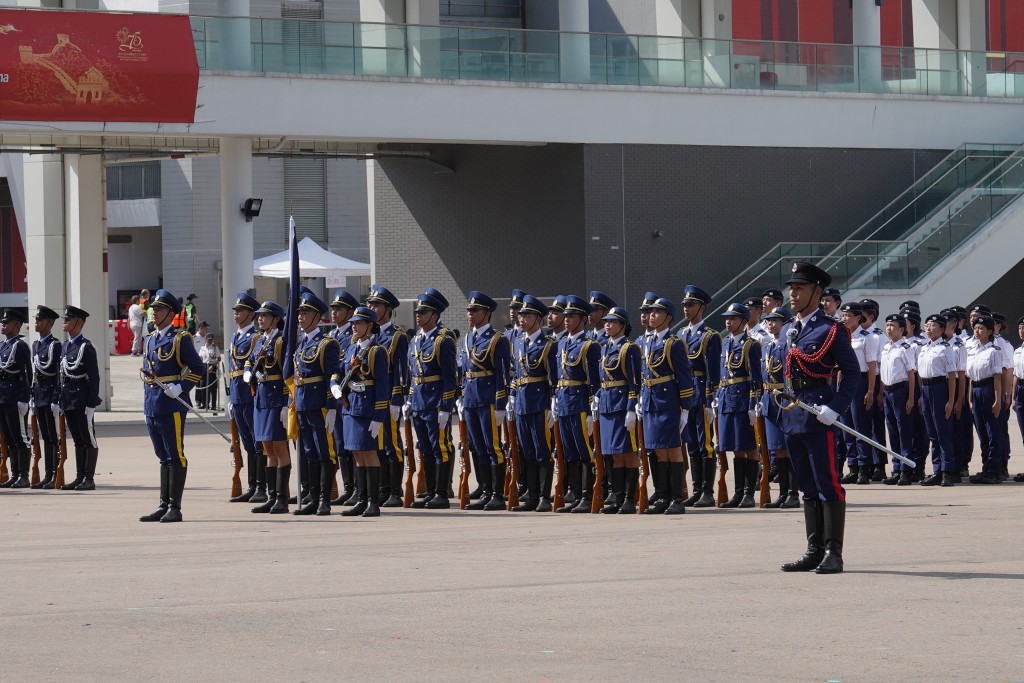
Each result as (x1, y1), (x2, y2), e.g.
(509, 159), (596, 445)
(921, 376), (946, 386)
(789, 376), (828, 391)
(971, 377), (994, 387)
(883, 381), (907, 392)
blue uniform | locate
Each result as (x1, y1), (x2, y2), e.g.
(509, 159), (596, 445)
(716, 332), (762, 452)
(227, 323), (260, 459)
(680, 322), (721, 457)
(554, 331), (600, 463)
(31, 333), (62, 447)
(59, 334), (101, 449)
(337, 340), (390, 452)
(597, 336), (641, 455)
(328, 323), (354, 460)
(245, 332), (287, 443)
(760, 335), (788, 451)
(292, 329), (341, 464)
(374, 322), (409, 464)
(639, 330), (694, 450)
(917, 339), (957, 475)
(779, 310), (858, 502)
(407, 326), (457, 465)
(459, 325), (511, 467)
(511, 329), (557, 462)
(142, 326), (205, 467)
(0, 334), (32, 455)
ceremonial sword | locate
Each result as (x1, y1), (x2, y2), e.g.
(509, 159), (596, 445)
(772, 390), (916, 468)
(140, 370), (232, 443)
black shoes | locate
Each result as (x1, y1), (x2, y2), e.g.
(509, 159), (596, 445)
(781, 501), (824, 572)
(920, 473), (942, 486)
(814, 501), (845, 574)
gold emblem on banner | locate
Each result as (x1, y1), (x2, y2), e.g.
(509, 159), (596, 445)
(19, 34), (110, 104)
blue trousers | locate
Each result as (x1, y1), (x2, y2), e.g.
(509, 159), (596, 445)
(847, 374), (879, 467)
(146, 411), (188, 468)
(557, 412), (592, 464)
(231, 400), (259, 456)
(32, 405), (58, 446)
(882, 384), (913, 472)
(464, 405), (504, 466)
(64, 408), (97, 449)
(378, 412), (404, 463)
(785, 429), (845, 502)
(870, 386), (888, 465)
(683, 383), (711, 459)
(515, 411), (552, 462)
(971, 385), (1003, 475)
(297, 409), (336, 465)
(412, 409), (453, 465)
(921, 382), (955, 473)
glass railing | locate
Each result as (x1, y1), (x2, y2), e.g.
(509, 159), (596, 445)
(189, 16), (1024, 98)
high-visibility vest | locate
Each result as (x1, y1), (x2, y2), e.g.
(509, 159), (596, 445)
(172, 308), (187, 328)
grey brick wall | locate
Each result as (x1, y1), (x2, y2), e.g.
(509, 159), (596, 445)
(375, 143), (948, 326)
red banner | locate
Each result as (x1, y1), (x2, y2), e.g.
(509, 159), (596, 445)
(0, 9), (198, 123)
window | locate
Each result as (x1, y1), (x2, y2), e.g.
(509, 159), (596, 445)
(106, 162), (161, 200)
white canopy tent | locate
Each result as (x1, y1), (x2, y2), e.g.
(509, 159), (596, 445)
(252, 237), (370, 278)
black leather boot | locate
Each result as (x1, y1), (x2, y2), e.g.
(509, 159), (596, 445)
(341, 467), (368, 516)
(535, 461), (553, 512)
(694, 457), (717, 507)
(362, 466), (381, 517)
(60, 446), (85, 490)
(571, 463), (594, 513)
(139, 466), (170, 521)
(377, 458), (391, 504)
(780, 499), (824, 571)
(646, 452), (662, 506)
(512, 460), (539, 511)
(738, 459), (757, 508)
(765, 458), (789, 508)
(663, 462), (687, 514)
(33, 443), (55, 489)
(618, 467), (638, 514)
(427, 459), (452, 509)
(0, 451), (15, 487)
(412, 458), (437, 508)
(294, 461), (322, 515)
(252, 466), (277, 513)
(332, 452), (355, 505)
(75, 447), (98, 490)
(248, 453), (269, 504)
(856, 464), (871, 485)
(839, 464), (859, 485)
(484, 464), (507, 510)
(381, 460), (404, 507)
(645, 459), (671, 514)
(720, 457), (745, 508)
(9, 445), (30, 488)
(815, 500), (846, 574)
(316, 462), (334, 516)
(270, 464), (291, 514)
(230, 450), (257, 502)
(601, 467), (625, 514)
(556, 466), (581, 513)
(159, 466), (187, 523)
(681, 456), (703, 506)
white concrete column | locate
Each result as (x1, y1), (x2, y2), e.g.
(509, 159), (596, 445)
(406, 0), (440, 78)
(559, 0), (590, 83)
(852, 0), (882, 92)
(957, 0), (986, 95)
(24, 154), (65, 323)
(652, 0), (687, 86)
(361, 0), (406, 76)
(219, 137), (254, 346)
(220, 0), (251, 71)
(64, 155), (110, 408)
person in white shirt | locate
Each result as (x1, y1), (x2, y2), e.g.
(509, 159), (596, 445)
(197, 333), (220, 410)
(966, 315), (1004, 485)
(127, 295), (146, 356)
(917, 313), (958, 486)
(820, 288), (842, 320)
(992, 312), (1015, 480)
(1011, 315), (1024, 482)
(838, 303), (881, 485)
(880, 314), (917, 486)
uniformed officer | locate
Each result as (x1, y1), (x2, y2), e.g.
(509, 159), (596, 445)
(941, 311), (969, 480)
(991, 312), (1014, 480)
(547, 296), (567, 340)
(506, 289), (527, 342)
(879, 314), (917, 486)
(459, 291), (512, 511)
(762, 288), (785, 316)
(744, 298), (772, 345)
(716, 303), (763, 509)
(57, 306), (102, 491)
(333, 306), (390, 518)
(245, 301), (291, 514)
(638, 296), (694, 515)
(678, 285), (721, 508)
(328, 290), (359, 505)
(138, 290), (205, 523)
(858, 299), (889, 480)
(901, 307), (929, 481)
(406, 288), (458, 510)
(552, 295), (601, 513)
(1012, 316), (1024, 482)
(365, 284), (408, 507)
(226, 293), (265, 504)
(292, 290), (341, 516)
(777, 262), (858, 574)
(966, 314), (1004, 486)
(29, 305), (62, 489)
(587, 291), (617, 344)
(595, 306), (642, 514)
(0, 309), (32, 489)
(839, 303), (880, 485)
(509, 295), (558, 512)
(760, 306), (799, 508)
(916, 313), (958, 487)
(505, 289), (528, 499)
(820, 288), (842, 320)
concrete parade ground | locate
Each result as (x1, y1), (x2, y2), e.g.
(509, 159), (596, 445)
(2, 356), (1023, 682)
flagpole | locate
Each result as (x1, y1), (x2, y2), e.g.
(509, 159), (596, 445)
(283, 215), (302, 508)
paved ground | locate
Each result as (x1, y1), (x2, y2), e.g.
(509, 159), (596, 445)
(3, 414), (1024, 682)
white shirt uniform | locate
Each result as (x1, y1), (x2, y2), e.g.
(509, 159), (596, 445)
(948, 337), (967, 373)
(880, 339), (916, 386)
(917, 339), (957, 379)
(1014, 344), (1024, 381)
(747, 322), (772, 346)
(994, 336), (1014, 371)
(851, 328), (882, 373)
(965, 342), (1002, 383)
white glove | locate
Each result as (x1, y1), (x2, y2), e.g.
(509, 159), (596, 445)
(280, 406), (289, 424)
(748, 409), (757, 426)
(226, 403), (233, 418)
(369, 420), (382, 438)
(815, 405), (840, 426)
(754, 401), (763, 417)
(51, 403), (61, 418)
(163, 383), (182, 400)
(255, 370), (265, 383)
(29, 398), (35, 410)
(507, 394), (515, 415)
(712, 397), (720, 412)
(402, 403), (412, 421)
(456, 398), (464, 420)
(590, 396), (599, 414)
(680, 409), (689, 434)
(242, 370), (252, 384)
(585, 415), (593, 434)
(624, 410), (636, 431)
(704, 406), (714, 424)
(636, 404), (643, 421)
(17, 401), (28, 418)
(495, 409), (506, 424)
(390, 405), (401, 423)
(85, 406), (95, 421)
(331, 384), (344, 399)
(326, 409), (336, 426)
(438, 411), (450, 430)
(546, 410), (555, 429)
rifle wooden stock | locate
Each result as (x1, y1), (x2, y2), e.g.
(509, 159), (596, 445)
(505, 418), (520, 510)
(414, 422), (426, 496)
(457, 417), (471, 509)
(0, 428), (8, 483)
(552, 420), (566, 511)
(402, 417), (415, 508)
(590, 417), (604, 513)
(636, 419), (648, 514)
(30, 413), (41, 485)
(229, 417), (243, 498)
(55, 414), (67, 490)
(712, 413), (728, 506)
(754, 415), (771, 507)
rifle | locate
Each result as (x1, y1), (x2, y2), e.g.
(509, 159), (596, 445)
(30, 412), (41, 485)
(636, 418), (648, 514)
(590, 416), (604, 513)
(55, 413), (67, 489)
(713, 415), (728, 507)
(457, 415), (471, 509)
(0, 428), (7, 483)
(229, 416), (243, 498)
(754, 414), (771, 507)
(552, 420), (566, 511)
(505, 417), (520, 510)
(402, 416), (416, 508)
